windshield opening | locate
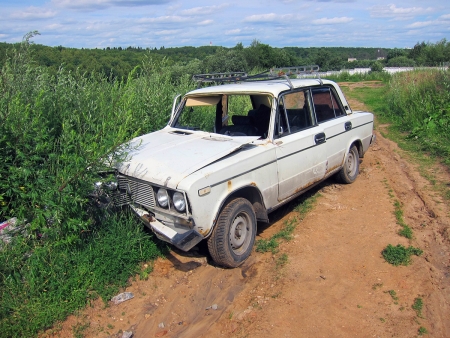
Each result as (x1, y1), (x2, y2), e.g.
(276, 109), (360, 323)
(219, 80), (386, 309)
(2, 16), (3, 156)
(173, 94), (272, 138)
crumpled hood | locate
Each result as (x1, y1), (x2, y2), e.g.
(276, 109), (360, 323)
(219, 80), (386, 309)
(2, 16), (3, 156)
(116, 128), (258, 189)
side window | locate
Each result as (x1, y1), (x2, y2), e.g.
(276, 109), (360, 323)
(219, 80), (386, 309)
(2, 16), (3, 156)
(276, 90), (314, 137)
(311, 87), (345, 123)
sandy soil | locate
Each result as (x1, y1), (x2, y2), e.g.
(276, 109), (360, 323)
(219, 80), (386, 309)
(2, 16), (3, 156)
(47, 83), (450, 338)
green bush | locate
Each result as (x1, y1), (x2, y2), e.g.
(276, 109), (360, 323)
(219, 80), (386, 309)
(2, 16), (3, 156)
(370, 61), (384, 73)
(385, 69), (450, 166)
(0, 32), (190, 336)
(382, 244), (423, 266)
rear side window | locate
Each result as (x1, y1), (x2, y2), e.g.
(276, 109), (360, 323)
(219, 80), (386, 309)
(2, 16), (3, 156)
(311, 87), (345, 123)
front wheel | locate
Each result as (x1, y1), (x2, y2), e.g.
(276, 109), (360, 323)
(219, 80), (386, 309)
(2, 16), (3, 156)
(207, 198), (256, 268)
(336, 144), (360, 184)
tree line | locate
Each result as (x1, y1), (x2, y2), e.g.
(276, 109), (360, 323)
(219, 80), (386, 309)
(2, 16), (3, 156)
(1, 38), (449, 80)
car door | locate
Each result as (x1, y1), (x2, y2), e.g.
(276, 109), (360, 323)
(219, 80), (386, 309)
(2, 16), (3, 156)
(311, 86), (350, 175)
(275, 89), (328, 201)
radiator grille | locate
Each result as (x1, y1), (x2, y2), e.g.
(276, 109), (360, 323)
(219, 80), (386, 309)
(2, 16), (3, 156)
(113, 175), (156, 209)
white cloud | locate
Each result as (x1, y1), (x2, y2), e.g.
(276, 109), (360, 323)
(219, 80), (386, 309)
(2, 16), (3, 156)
(369, 4), (433, 20)
(197, 20), (213, 25)
(10, 6), (57, 19)
(244, 13), (299, 23)
(51, 0), (170, 11)
(154, 29), (180, 35)
(406, 21), (436, 29)
(312, 17), (353, 25)
(137, 15), (190, 24)
(180, 4), (229, 16)
(225, 29), (241, 35)
(406, 14), (450, 29)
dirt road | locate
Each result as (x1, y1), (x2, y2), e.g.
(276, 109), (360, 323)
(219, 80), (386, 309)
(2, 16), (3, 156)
(54, 85), (450, 338)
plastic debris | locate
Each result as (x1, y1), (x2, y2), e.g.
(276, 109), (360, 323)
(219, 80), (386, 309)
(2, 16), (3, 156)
(111, 292), (134, 305)
(0, 218), (20, 247)
(122, 331), (133, 338)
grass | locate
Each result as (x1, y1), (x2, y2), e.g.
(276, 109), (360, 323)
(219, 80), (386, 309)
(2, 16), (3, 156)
(72, 322), (90, 338)
(385, 290), (399, 301)
(382, 244), (423, 266)
(412, 297), (424, 318)
(343, 71), (450, 205)
(256, 193), (320, 254)
(385, 70), (450, 167)
(0, 38), (174, 336)
(276, 253), (289, 269)
(372, 283), (383, 290)
(393, 200), (413, 239)
(418, 326), (428, 335)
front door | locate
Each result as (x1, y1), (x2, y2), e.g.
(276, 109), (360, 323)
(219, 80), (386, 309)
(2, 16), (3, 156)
(275, 90), (328, 201)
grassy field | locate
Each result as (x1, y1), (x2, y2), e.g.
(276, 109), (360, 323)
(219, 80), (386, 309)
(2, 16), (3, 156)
(339, 69), (450, 201)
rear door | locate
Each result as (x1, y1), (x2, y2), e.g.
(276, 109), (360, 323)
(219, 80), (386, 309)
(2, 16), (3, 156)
(311, 86), (350, 175)
(275, 89), (328, 201)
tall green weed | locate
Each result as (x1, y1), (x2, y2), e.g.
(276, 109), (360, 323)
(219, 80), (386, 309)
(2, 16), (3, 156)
(385, 69), (450, 165)
(0, 33), (189, 336)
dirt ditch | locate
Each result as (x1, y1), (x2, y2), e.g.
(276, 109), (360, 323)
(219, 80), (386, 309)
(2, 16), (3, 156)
(48, 89), (450, 338)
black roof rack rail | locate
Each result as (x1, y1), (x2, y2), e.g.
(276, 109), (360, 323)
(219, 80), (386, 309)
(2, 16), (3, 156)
(192, 65), (321, 89)
(193, 72), (248, 84)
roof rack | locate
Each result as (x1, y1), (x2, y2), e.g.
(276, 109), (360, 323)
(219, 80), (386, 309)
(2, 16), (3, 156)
(193, 65), (321, 89)
(193, 72), (248, 84)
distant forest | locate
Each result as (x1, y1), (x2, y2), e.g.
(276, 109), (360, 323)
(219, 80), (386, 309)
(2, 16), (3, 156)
(1, 38), (449, 80)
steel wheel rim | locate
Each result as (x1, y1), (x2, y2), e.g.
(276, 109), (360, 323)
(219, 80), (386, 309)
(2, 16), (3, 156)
(347, 149), (357, 176)
(229, 213), (251, 254)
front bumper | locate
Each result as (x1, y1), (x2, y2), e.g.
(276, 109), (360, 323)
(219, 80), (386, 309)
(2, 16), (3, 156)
(131, 205), (203, 251)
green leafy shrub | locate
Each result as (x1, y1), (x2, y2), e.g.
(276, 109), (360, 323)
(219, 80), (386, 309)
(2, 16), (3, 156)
(385, 69), (450, 166)
(0, 32), (189, 336)
(412, 297), (424, 317)
(418, 326), (428, 335)
(370, 61), (384, 73)
(382, 244), (423, 266)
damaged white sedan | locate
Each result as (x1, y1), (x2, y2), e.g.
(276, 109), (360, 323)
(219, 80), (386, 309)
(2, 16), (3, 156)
(108, 66), (375, 267)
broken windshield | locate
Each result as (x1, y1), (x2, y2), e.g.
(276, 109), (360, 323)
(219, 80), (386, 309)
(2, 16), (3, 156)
(173, 94), (272, 138)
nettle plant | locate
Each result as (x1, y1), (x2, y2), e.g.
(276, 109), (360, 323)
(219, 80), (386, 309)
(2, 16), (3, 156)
(0, 32), (192, 336)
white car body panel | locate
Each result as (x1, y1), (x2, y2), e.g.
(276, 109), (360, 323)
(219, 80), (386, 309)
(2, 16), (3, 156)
(117, 128), (258, 190)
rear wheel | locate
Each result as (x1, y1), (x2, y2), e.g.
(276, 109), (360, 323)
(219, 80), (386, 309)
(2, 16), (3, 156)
(207, 198), (256, 268)
(336, 144), (360, 184)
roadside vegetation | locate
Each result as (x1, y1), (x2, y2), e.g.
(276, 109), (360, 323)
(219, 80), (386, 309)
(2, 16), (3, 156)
(0, 33), (191, 337)
(256, 192), (320, 255)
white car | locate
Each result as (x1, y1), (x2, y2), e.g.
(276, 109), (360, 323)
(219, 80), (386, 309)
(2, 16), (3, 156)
(110, 67), (375, 267)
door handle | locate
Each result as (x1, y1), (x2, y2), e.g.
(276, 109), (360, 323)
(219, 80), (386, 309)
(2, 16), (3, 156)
(314, 132), (326, 144)
(345, 121), (352, 131)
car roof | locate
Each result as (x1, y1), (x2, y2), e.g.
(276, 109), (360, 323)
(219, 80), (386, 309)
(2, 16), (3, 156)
(185, 78), (337, 97)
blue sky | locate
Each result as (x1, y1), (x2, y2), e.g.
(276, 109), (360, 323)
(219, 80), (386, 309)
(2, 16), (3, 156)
(1, 0), (449, 49)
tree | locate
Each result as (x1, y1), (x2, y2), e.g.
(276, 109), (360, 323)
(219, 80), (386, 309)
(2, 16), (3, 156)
(370, 61), (384, 72)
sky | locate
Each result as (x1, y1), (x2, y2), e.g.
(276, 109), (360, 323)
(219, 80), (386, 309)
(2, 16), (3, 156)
(0, 0), (449, 49)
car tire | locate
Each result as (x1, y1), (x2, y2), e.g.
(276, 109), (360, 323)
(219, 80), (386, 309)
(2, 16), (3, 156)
(336, 144), (360, 184)
(207, 198), (256, 268)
